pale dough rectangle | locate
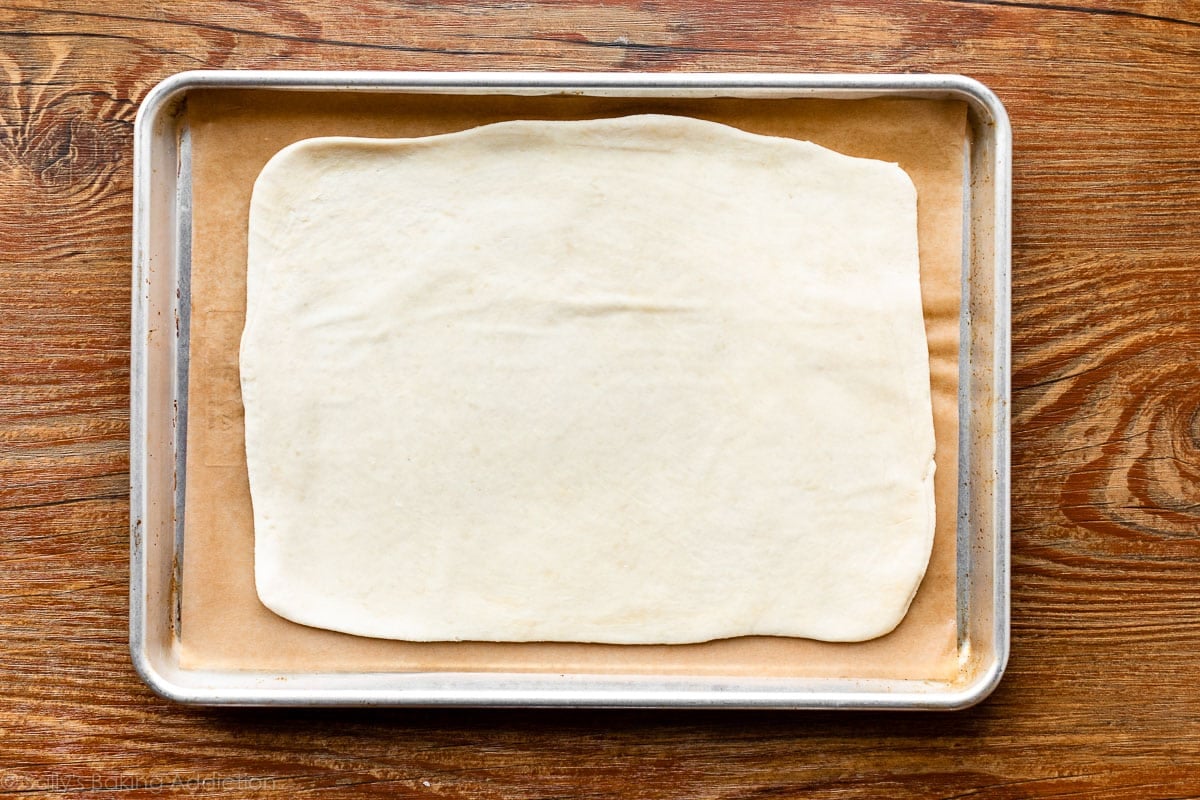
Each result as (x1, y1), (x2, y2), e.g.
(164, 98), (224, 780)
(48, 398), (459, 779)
(179, 91), (964, 679)
(242, 116), (936, 645)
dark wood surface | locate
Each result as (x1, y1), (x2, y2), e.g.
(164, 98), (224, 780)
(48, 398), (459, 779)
(2, 2), (1199, 797)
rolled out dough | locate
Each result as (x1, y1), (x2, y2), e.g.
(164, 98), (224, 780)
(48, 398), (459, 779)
(241, 114), (936, 644)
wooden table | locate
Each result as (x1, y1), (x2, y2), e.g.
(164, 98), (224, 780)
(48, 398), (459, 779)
(2, 2), (1198, 796)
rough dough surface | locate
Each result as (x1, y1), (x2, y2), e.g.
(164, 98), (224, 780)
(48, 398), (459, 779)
(241, 115), (936, 644)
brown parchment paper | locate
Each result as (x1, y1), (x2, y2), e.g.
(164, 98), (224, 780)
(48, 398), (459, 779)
(180, 90), (966, 679)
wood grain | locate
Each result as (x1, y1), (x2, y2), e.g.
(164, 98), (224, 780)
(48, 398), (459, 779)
(1, 1), (1199, 797)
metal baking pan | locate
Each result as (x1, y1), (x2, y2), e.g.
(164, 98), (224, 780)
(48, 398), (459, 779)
(131, 70), (1010, 708)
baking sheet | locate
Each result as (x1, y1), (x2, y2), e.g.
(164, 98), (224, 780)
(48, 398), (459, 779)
(179, 90), (966, 679)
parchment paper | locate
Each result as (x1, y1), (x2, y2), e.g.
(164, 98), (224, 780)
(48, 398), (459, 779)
(180, 90), (966, 679)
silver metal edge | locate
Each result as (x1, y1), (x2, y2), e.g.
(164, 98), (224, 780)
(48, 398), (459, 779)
(128, 69), (1002, 96)
(923, 75), (1012, 710)
(131, 70), (1011, 709)
(173, 123), (192, 644)
(105, 685), (992, 710)
(130, 71), (198, 704)
(982, 78), (1014, 708)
